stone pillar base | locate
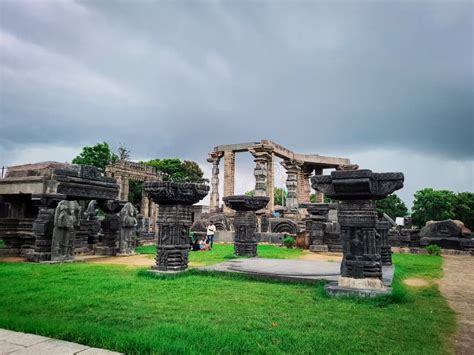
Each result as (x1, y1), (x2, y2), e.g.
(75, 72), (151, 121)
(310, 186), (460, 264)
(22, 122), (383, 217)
(309, 245), (329, 252)
(338, 276), (385, 290)
(154, 247), (189, 271)
(381, 246), (392, 265)
(234, 242), (257, 257)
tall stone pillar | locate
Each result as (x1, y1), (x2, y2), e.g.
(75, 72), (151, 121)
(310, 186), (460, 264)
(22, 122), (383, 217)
(306, 203), (330, 252)
(223, 151), (235, 213)
(121, 177), (130, 201)
(141, 189), (150, 218)
(312, 168), (404, 296)
(145, 181), (209, 272)
(249, 144), (274, 211)
(281, 159), (302, 211)
(314, 167), (324, 203)
(207, 151), (223, 212)
(267, 157), (274, 211)
(297, 166), (313, 204)
(223, 195), (269, 257)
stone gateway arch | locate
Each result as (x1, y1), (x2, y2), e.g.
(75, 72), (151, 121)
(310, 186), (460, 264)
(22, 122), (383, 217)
(207, 140), (351, 212)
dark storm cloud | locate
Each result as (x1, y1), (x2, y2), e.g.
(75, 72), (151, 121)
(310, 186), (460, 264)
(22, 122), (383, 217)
(0, 0), (472, 199)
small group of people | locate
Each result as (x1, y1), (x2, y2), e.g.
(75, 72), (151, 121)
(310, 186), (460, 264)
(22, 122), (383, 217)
(191, 221), (216, 251)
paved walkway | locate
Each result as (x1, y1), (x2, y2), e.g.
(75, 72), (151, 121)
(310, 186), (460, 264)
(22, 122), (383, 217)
(439, 255), (474, 355)
(0, 329), (121, 355)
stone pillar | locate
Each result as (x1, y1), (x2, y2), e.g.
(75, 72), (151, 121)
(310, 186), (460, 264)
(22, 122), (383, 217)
(314, 167), (324, 203)
(312, 168), (404, 295)
(376, 217), (392, 266)
(121, 177), (130, 201)
(115, 175), (123, 200)
(299, 166), (313, 204)
(29, 194), (64, 262)
(223, 151), (235, 213)
(207, 151), (223, 212)
(306, 203), (330, 252)
(223, 195), (269, 257)
(267, 157), (274, 211)
(141, 190), (150, 218)
(145, 181), (209, 272)
(281, 159), (301, 211)
(249, 144), (274, 211)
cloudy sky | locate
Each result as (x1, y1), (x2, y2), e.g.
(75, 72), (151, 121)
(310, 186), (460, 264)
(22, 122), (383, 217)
(0, 0), (472, 208)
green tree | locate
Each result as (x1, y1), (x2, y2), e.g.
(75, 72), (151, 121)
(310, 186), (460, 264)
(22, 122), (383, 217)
(376, 194), (408, 220)
(128, 180), (144, 207)
(273, 187), (285, 206)
(454, 192), (474, 230)
(145, 159), (207, 183)
(412, 188), (457, 227)
(309, 194), (333, 204)
(72, 142), (117, 172)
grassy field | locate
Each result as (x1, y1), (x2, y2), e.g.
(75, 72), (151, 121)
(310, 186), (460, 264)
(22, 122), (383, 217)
(0, 249), (455, 354)
(136, 244), (303, 266)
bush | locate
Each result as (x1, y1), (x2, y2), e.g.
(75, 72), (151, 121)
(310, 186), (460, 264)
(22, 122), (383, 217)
(0, 239), (4, 249)
(426, 244), (441, 256)
(283, 236), (295, 248)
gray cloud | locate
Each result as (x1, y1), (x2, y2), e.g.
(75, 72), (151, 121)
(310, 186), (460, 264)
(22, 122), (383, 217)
(0, 0), (472, 204)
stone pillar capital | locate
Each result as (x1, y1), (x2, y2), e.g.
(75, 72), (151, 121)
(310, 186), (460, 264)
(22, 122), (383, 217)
(206, 151), (224, 164)
(281, 159), (303, 172)
(248, 144), (274, 161)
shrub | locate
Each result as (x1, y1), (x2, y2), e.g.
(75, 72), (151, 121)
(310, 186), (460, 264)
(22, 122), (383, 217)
(283, 236), (295, 248)
(426, 244), (441, 256)
(0, 239), (4, 249)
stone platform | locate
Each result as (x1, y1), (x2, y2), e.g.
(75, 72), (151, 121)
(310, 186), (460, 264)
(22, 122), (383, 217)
(199, 258), (394, 287)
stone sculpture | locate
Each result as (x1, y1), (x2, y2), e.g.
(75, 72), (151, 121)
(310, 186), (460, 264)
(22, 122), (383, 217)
(84, 200), (98, 220)
(117, 202), (137, 255)
(312, 169), (404, 293)
(95, 200), (125, 256)
(145, 181), (209, 272)
(223, 195), (269, 257)
(376, 216), (392, 265)
(51, 200), (81, 262)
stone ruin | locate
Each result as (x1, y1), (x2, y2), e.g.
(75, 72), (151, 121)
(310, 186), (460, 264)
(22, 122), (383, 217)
(145, 181), (209, 272)
(419, 220), (473, 251)
(0, 162), (143, 262)
(312, 168), (404, 296)
(223, 195), (269, 257)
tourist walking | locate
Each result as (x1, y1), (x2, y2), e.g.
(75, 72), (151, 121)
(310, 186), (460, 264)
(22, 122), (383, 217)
(206, 221), (216, 250)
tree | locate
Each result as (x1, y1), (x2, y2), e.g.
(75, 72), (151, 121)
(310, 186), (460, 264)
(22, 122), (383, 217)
(412, 188), (457, 227)
(376, 194), (408, 220)
(72, 142), (117, 172)
(145, 158), (208, 183)
(128, 180), (144, 207)
(117, 144), (131, 160)
(454, 192), (474, 230)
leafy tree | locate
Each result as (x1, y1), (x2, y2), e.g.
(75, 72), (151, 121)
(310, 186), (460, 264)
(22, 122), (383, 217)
(309, 194), (333, 204)
(128, 180), (144, 207)
(454, 192), (474, 230)
(273, 187), (285, 206)
(376, 194), (408, 220)
(117, 144), (131, 160)
(72, 142), (117, 172)
(145, 159), (207, 183)
(412, 188), (457, 227)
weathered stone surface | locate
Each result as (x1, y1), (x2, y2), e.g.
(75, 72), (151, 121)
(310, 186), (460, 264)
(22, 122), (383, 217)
(145, 182), (209, 271)
(305, 203), (330, 252)
(419, 219), (474, 250)
(224, 195), (269, 257)
(117, 202), (137, 255)
(312, 169), (404, 291)
(51, 200), (81, 262)
(376, 217), (392, 265)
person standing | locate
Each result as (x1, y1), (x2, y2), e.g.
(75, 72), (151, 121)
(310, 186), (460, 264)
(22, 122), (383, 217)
(206, 221), (216, 250)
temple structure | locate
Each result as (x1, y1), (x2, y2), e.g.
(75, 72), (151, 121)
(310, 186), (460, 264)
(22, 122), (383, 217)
(207, 140), (350, 212)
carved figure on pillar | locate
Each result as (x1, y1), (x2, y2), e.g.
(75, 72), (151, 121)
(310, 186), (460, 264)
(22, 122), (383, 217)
(305, 203), (330, 252)
(117, 202), (137, 255)
(145, 181), (209, 272)
(51, 200), (81, 262)
(281, 159), (302, 210)
(312, 168), (404, 291)
(376, 216), (392, 265)
(223, 195), (269, 257)
(207, 151), (223, 211)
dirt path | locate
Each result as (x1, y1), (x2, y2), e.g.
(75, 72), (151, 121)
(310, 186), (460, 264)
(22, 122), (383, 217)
(299, 251), (342, 262)
(439, 255), (474, 355)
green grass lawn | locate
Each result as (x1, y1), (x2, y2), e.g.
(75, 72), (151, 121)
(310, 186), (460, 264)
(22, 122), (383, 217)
(135, 244), (303, 266)
(0, 250), (455, 354)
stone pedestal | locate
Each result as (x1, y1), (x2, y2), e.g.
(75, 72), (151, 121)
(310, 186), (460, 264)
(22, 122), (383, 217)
(312, 169), (404, 296)
(305, 203), (330, 252)
(223, 195), (269, 257)
(377, 217), (392, 265)
(145, 182), (209, 272)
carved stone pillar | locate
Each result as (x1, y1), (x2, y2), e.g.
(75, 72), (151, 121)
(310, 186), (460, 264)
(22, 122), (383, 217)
(117, 202), (137, 255)
(314, 167), (324, 203)
(141, 190), (150, 218)
(121, 177), (130, 201)
(306, 203), (330, 252)
(223, 195), (269, 257)
(223, 151), (235, 213)
(29, 194), (65, 262)
(376, 217), (392, 266)
(281, 159), (302, 211)
(207, 151), (223, 212)
(249, 144), (274, 211)
(312, 169), (404, 294)
(299, 166), (313, 204)
(145, 181), (209, 272)
(95, 200), (125, 256)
